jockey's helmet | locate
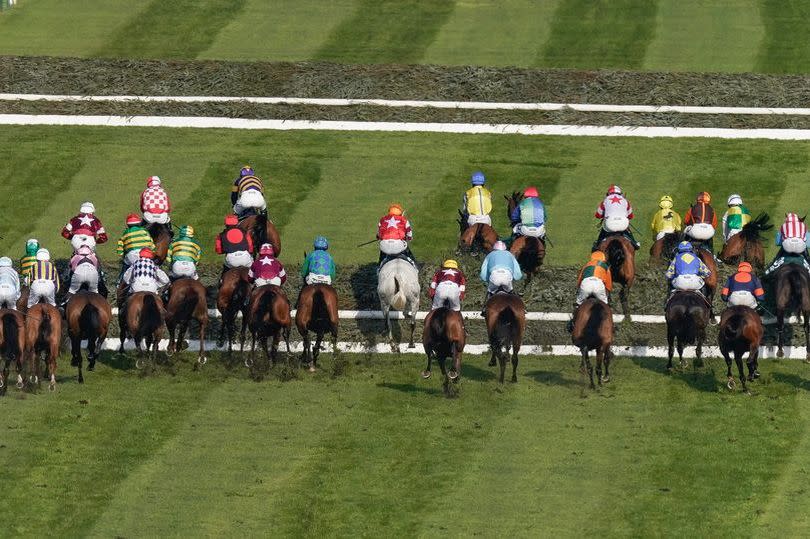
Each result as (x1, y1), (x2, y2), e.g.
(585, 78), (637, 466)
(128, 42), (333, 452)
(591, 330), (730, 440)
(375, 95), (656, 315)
(26, 239), (39, 255)
(126, 213), (141, 226)
(314, 236), (328, 250)
(727, 194), (742, 206)
(442, 259), (459, 269)
(658, 195), (673, 209)
(180, 225), (194, 238)
(36, 248), (50, 261)
(139, 248), (155, 259)
(240, 165), (255, 178)
(697, 191), (711, 204)
(146, 175), (161, 187)
(470, 171), (485, 186)
(523, 186), (539, 198)
(224, 214), (239, 226)
(590, 251), (607, 262)
(493, 240), (507, 251)
(738, 261), (753, 273)
(388, 204), (403, 216)
(259, 243), (274, 256)
(607, 184), (622, 196)
(80, 201), (95, 214)
(677, 241), (693, 253)
(0, 257), (11, 268)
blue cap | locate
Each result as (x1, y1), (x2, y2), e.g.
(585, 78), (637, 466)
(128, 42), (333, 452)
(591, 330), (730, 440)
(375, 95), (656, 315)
(471, 171), (485, 186)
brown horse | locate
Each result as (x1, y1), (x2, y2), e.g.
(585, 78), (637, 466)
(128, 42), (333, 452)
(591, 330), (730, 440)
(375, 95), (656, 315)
(649, 232), (682, 265)
(719, 214), (772, 270)
(773, 263), (810, 359)
(165, 278), (209, 366)
(247, 285), (292, 368)
(596, 235), (635, 317)
(66, 292), (111, 383)
(0, 309), (25, 393)
(665, 291), (711, 370)
(457, 210), (498, 254)
(718, 306), (763, 391)
(421, 308), (466, 391)
(217, 267), (252, 353)
(145, 222), (172, 264)
(16, 286), (28, 313)
(238, 214), (282, 256)
(695, 247), (718, 307)
(484, 292), (526, 383)
(25, 303), (62, 391)
(505, 192), (546, 285)
(295, 284), (339, 372)
(119, 291), (164, 366)
(571, 298), (614, 388)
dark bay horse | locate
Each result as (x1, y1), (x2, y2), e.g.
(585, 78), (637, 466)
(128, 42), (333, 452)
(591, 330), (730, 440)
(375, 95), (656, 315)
(506, 192), (545, 285)
(238, 214), (282, 256)
(422, 307), (466, 392)
(146, 222), (172, 265)
(665, 291), (711, 370)
(247, 285), (291, 368)
(719, 213), (772, 270)
(718, 306), (763, 391)
(66, 292), (111, 383)
(0, 309), (25, 393)
(597, 235), (635, 317)
(649, 232), (682, 265)
(457, 210), (498, 254)
(295, 284), (339, 372)
(217, 267), (252, 353)
(571, 298), (614, 388)
(484, 292), (526, 383)
(119, 291), (164, 366)
(773, 263), (810, 359)
(695, 248), (718, 309)
(165, 278), (209, 366)
(25, 303), (62, 391)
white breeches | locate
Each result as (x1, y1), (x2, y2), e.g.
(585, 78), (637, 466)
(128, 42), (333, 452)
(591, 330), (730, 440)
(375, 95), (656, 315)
(603, 215), (629, 233)
(305, 273), (332, 285)
(379, 239), (407, 255)
(728, 291), (757, 308)
(71, 234), (96, 252)
(432, 281), (462, 311)
(0, 283), (20, 309)
(234, 190), (266, 214)
(143, 211), (170, 224)
(513, 224), (545, 238)
(69, 264), (99, 294)
(672, 274), (705, 291)
(225, 251), (253, 268)
(782, 236), (807, 254)
(576, 277), (608, 305)
(28, 279), (55, 307)
(467, 214), (491, 226)
(254, 277), (281, 287)
(130, 277), (160, 294)
(686, 223), (715, 240)
(487, 268), (514, 293)
(171, 260), (198, 279)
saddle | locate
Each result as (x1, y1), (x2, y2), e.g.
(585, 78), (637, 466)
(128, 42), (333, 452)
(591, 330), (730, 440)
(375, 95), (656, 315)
(236, 208), (268, 222)
(379, 253), (417, 271)
(665, 289), (712, 310)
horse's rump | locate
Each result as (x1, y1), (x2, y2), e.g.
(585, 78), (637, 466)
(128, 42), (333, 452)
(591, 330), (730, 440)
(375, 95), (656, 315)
(0, 311), (22, 359)
(378, 259), (420, 312)
(78, 301), (101, 340)
(573, 299), (613, 351)
(666, 293), (709, 344)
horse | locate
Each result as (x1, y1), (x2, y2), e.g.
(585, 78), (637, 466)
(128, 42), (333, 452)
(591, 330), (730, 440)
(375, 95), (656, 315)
(571, 298), (614, 388)
(377, 258), (420, 350)
(718, 306), (763, 391)
(165, 278), (209, 366)
(484, 292), (526, 383)
(421, 308), (465, 392)
(457, 210), (498, 255)
(719, 213), (772, 270)
(505, 192), (545, 285)
(247, 285), (292, 368)
(217, 267), (252, 353)
(695, 247), (718, 307)
(118, 291), (164, 366)
(649, 232), (682, 265)
(66, 292), (111, 383)
(16, 286), (28, 313)
(0, 309), (25, 394)
(596, 235), (635, 317)
(238, 214), (282, 256)
(145, 222), (172, 265)
(295, 284), (339, 372)
(773, 263), (810, 359)
(665, 291), (711, 370)
(24, 303), (62, 391)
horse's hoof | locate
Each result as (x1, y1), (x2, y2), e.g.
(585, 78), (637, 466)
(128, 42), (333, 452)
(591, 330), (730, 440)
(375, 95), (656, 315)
(448, 370), (459, 381)
(16, 381), (23, 389)
(29, 375), (38, 384)
(70, 358), (79, 367)
(0, 378), (4, 389)
(601, 375), (610, 383)
(48, 382), (56, 392)
(244, 359), (253, 368)
(308, 365), (316, 373)
(753, 370), (760, 379)
(88, 362), (95, 371)
(421, 370), (431, 379)
(777, 349), (785, 358)
(197, 356), (208, 366)
(407, 343), (415, 349)
(727, 378), (736, 390)
(78, 375), (84, 384)
(135, 358), (143, 370)
(488, 359), (497, 367)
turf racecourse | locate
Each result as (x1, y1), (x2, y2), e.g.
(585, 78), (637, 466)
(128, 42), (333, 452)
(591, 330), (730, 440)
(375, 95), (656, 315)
(0, 351), (808, 536)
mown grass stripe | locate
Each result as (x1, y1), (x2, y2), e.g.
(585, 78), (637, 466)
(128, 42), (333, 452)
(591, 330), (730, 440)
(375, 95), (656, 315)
(756, 0), (810, 74)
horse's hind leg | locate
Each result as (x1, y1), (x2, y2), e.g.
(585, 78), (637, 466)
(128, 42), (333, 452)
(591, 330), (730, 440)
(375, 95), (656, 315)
(734, 351), (747, 392)
(510, 347), (519, 383)
(301, 331), (311, 369)
(71, 336), (84, 383)
(197, 318), (208, 366)
(722, 348), (734, 389)
(408, 309), (416, 349)
(595, 348), (604, 386)
(421, 350), (433, 379)
(748, 345), (760, 381)
(0, 359), (7, 395)
(602, 348), (612, 383)
(312, 333), (323, 371)
(498, 348), (506, 384)
(580, 347), (595, 389)
(777, 314), (785, 358)
(620, 286), (631, 321)
(677, 340), (687, 369)
(666, 330), (675, 370)
(48, 348), (57, 391)
(166, 320), (177, 356)
(804, 311), (810, 361)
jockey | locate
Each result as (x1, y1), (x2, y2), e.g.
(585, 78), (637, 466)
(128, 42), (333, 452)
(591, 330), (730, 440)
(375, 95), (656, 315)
(377, 204), (415, 267)
(301, 236), (336, 285)
(61, 201), (108, 252)
(249, 243), (287, 287)
(479, 241), (522, 300)
(721, 262), (764, 309)
(650, 195), (682, 240)
(510, 186), (546, 239)
(683, 191), (717, 252)
(166, 225), (202, 280)
(231, 165), (267, 219)
(20, 238), (39, 286)
(576, 251), (612, 306)
(122, 248), (170, 294)
(0, 257), (21, 310)
(665, 241), (711, 294)
(67, 244), (101, 296)
(117, 213), (155, 278)
(722, 193), (751, 243)
(766, 212), (810, 274)
(429, 259), (466, 311)
(215, 214), (255, 271)
(27, 248), (60, 308)
(594, 185), (640, 250)
(461, 171), (493, 226)
(140, 176), (172, 226)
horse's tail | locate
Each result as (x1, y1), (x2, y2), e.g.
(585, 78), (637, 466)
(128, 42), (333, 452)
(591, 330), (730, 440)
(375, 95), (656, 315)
(740, 213), (772, 241)
(494, 305), (518, 350)
(429, 308), (448, 340)
(38, 308), (52, 347)
(79, 301), (101, 341)
(1, 312), (20, 359)
(312, 287), (328, 322)
(231, 277), (249, 315)
(391, 275), (407, 311)
(254, 213), (268, 246)
(173, 286), (200, 321)
(139, 294), (162, 337)
(721, 311), (745, 343)
(607, 239), (625, 269)
(787, 267), (809, 314)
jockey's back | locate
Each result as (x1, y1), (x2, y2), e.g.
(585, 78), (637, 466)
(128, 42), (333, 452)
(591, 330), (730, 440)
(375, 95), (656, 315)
(517, 197), (545, 226)
(117, 225), (154, 255)
(685, 202), (717, 226)
(0, 265), (20, 289)
(378, 214), (412, 241)
(465, 186), (492, 216)
(597, 194), (632, 219)
(303, 250), (335, 278)
(168, 237), (202, 263)
(578, 258), (612, 290)
(30, 259), (60, 288)
(481, 249), (522, 280)
(234, 175), (264, 195)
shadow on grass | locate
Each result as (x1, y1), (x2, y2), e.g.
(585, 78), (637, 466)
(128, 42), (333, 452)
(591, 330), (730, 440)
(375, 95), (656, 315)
(631, 356), (719, 393)
(772, 371), (810, 391)
(377, 381), (443, 396)
(462, 362), (496, 382)
(97, 349), (135, 372)
(350, 263), (386, 344)
(525, 369), (580, 388)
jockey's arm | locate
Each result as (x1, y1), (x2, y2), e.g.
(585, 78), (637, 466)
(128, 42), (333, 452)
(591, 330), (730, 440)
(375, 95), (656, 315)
(156, 269), (170, 286)
(122, 266), (134, 283)
(53, 271), (60, 293)
(753, 278), (765, 300)
(246, 234), (255, 254)
(673, 213), (682, 231)
(479, 259), (489, 282)
(329, 258), (336, 279)
(594, 202), (605, 219)
(300, 255), (310, 278)
(511, 257), (523, 281)
(665, 260), (676, 280)
(699, 261), (711, 278)
(61, 223), (72, 239)
(459, 274), (467, 299)
(603, 269), (613, 292)
(721, 212), (729, 238)
(711, 211), (718, 228)
(775, 231), (782, 246)
(510, 206), (520, 224)
(231, 182), (239, 205)
(626, 203), (634, 219)
(215, 235), (224, 254)
(116, 237), (125, 257)
(278, 265), (287, 284)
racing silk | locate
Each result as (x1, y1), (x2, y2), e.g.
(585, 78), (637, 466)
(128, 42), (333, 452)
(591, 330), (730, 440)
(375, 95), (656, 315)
(684, 203), (718, 227)
(61, 213), (108, 243)
(215, 225), (254, 255)
(29, 260), (60, 292)
(510, 197), (545, 226)
(778, 214), (807, 241)
(480, 250), (523, 282)
(231, 175), (264, 204)
(167, 237), (202, 264)
(0, 267), (20, 293)
(125, 258), (168, 285)
(300, 250), (336, 279)
(723, 205), (751, 235)
(651, 208), (682, 235)
(577, 259), (613, 292)
(20, 254), (36, 281)
(116, 226), (155, 257)
(69, 251), (99, 271)
(595, 194), (633, 220)
(721, 272), (764, 302)
(377, 215), (413, 241)
(463, 186), (493, 216)
(249, 256), (287, 284)
(140, 186), (171, 215)
(429, 268), (467, 299)
(665, 252), (711, 281)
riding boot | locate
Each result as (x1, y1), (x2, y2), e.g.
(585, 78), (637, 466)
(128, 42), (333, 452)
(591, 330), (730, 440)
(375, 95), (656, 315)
(567, 304), (578, 333)
(625, 230), (641, 250)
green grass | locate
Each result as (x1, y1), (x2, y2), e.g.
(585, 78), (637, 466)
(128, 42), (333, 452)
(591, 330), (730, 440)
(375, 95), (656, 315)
(2, 352), (810, 536)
